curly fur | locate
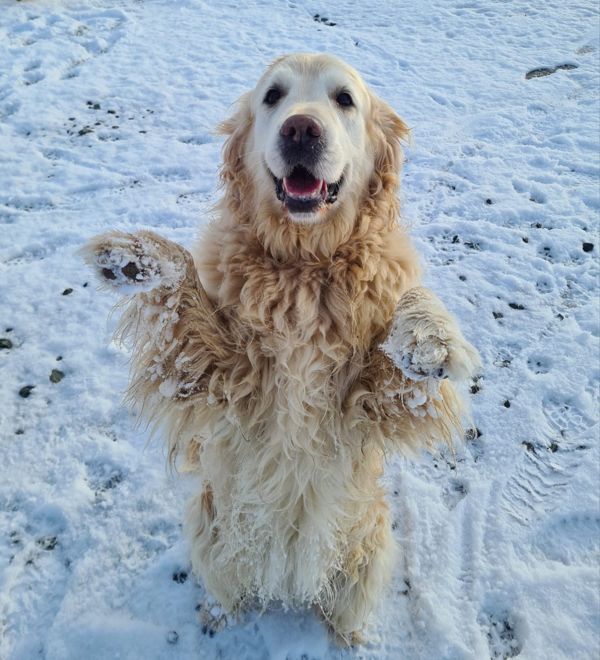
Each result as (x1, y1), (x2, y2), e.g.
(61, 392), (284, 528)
(82, 53), (480, 643)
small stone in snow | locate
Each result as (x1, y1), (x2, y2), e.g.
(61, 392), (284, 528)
(166, 631), (179, 645)
(508, 302), (525, 310)
(504, 400), (511, 408)
(50, 369), (65, 383)
(485, 198), (493, 205)
(0, 338), (13, 349)
(493, 311), (503, 319)
(172, 571), (188, 584)
(62, 288), (73, 296)
(526, 67), (561, 79)
(19, 385), (35, 398)
(583, 242), (594, 252)
(37, 535), (58, 551)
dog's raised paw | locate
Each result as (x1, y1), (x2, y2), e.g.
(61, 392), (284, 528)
(382, 287), (481, 383)
(399, 335), (449, 380)
(80, 230), (188, 293)
(390, 330), (480, 384)
(400, 332), (481, 383)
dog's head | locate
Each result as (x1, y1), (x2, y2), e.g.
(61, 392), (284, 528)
(220, 53), (409, 226)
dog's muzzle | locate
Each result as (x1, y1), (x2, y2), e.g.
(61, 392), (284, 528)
(272, 114), (344, 214)
(278, 114), (324, 169)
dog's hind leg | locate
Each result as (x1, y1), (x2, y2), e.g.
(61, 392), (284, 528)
(325, 498), (396, 644)
(186, 486), (246, 618)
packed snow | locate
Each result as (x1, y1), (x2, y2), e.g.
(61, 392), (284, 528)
(0, 1), (598, 659)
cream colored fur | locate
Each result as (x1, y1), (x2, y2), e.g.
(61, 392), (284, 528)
(82, 54), (480, 644)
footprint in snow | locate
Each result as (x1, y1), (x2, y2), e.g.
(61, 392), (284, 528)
(526, 353), (550, 375)
(442, 478), (468, 510)
(531, 511), (600, 564)
(23, 70), (45, 86)
(500, 396), (594, 526)
(479, 608), (523, 659)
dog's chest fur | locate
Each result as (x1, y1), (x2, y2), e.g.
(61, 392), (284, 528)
(192, 222), (408, 602)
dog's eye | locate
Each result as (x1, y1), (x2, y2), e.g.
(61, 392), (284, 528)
(336, 91), (354, 108)
(263, 87), (282, 106)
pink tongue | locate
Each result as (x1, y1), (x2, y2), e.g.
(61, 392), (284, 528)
(284, 173), (323, 196)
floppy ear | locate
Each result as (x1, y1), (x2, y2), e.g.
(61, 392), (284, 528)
(218, 92), (253, 191)
(370, 97), (410, 195)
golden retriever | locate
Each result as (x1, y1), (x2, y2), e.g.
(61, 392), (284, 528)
(82, 53), (480, 644)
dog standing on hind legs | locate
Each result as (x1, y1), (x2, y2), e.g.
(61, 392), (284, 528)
(82, 53), (480, 645)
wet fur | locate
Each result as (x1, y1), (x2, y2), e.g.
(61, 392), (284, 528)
(82, 54), (479, 642)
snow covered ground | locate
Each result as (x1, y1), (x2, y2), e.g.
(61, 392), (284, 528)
(1, 1), (598, 658)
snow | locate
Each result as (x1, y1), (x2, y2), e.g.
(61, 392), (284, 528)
(0, 1), (598, 659)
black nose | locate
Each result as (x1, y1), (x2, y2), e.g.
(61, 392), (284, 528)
(280, 114), (323, 142)
(279, 114), (324, 167)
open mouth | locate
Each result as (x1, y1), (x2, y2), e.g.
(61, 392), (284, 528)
(270, 165), (343, 214)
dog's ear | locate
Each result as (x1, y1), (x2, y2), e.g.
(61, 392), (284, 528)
(218, 92), (253, 189)
(370, 96), (410, 195)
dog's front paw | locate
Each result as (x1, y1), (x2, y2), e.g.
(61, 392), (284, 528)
(383, 287), (481, 383)
(80, 230), (189, 293)
(398, 334), (449, 380)
(398, 332), (480, 382)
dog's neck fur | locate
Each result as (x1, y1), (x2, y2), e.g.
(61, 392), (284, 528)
(218, 163), (402, 262)
(197, 175), (419, 364)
